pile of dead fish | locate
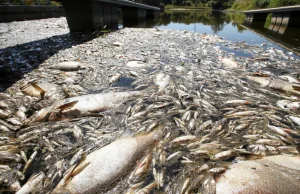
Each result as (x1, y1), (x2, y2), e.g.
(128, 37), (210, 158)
(1, 18), (300, 194)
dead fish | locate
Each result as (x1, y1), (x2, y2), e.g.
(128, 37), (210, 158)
(215, 155), (300, 194)
(52, 129), (162, 194)
(222, 58), (239, 69)
(175, 65), (187, 73)
(7, 117), (22, 126)
(50, 61), (86, 71)
(109, 73), (121, 85)
(15, 107), (27, 121)
(171, 135), (197, 144)
(211, 150), (236, 161)
(136, 181), (157, 194)
(130, 152), (152, 183)
(126, 61), (146, 68)
(21, 83), (46, 99)
(269, 78), (300, 96)
(289, 116), (300, 126)
(112, 42), (123, 47)
(247, 76), (270, 87)
(64, 77), (75, 85)
(155, 73), (170, 93)
(21, 82), (61, 100)
(224, 100), (251, 106)
(16, 172), (45, 194)
(276, 100), (300, 111)
(279, 75), (300, 83)
(27, 90), (146, 123)
(267, 125), (290, 138)
(256, 139), (281, 146)
(0, 108), (11, 118)
(129, 71), (139, 77)
(247, 76), (300, 95)
(0, 100), (9, 108)
(225, 111), (257, 118)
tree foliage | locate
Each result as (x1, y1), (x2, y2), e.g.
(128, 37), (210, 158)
(157, 10), (246, 33)
(135, 0), (235, 9)
(231, 0), (300, 11)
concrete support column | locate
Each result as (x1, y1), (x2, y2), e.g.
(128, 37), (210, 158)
(60, 0), (118, 33)
(122, 7), (146, 27)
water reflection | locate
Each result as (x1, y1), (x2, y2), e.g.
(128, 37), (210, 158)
(156, 10), (245, 34)
(153, 10), (299, 56)
(243, 12), (300, 55)
(119, 9), (299, 56)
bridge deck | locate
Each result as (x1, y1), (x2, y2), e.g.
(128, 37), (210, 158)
(56, 0), (160, 11)
(244, 5), (300, 14)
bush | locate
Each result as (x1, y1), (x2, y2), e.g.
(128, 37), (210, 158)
(253, 0), (270, 8)
(268, 0), (300, 7)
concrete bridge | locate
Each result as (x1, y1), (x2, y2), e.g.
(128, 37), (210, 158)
(56, 0), (160, 32)
(244, 5), (300, 34)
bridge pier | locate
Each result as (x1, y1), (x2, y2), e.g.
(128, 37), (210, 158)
(57, 0), (160, 33)
(60, 0), (118, 32)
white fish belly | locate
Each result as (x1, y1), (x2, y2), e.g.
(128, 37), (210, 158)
(67, 138), (138, 193)
(63, 91), (143, 114)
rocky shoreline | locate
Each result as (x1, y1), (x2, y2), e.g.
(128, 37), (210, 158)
(0, 17), (300, 193)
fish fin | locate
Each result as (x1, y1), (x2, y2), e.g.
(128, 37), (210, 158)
(71, 161), (90, 177)
(63, 153), (90, 185)
(292, 85), (300, 92)
(63, 166), (77, 186)
(30, 83), (46, 99)
(57, 101), (78, 111)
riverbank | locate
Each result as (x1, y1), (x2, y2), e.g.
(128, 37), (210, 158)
(0, 17), (300, 193)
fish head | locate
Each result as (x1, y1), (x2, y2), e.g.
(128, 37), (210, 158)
(25, 105), (54, 124)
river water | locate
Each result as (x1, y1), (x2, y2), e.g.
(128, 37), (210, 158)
(140, 10), (300, 58)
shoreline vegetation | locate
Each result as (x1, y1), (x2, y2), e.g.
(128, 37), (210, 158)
(143, 0), (300, 12)
(230, 0), (300, 11)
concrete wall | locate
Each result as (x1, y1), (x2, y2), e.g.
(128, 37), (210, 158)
(0, 6), (65, 23)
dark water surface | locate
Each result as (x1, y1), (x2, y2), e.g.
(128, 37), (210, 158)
(143, 10), (300, 57)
